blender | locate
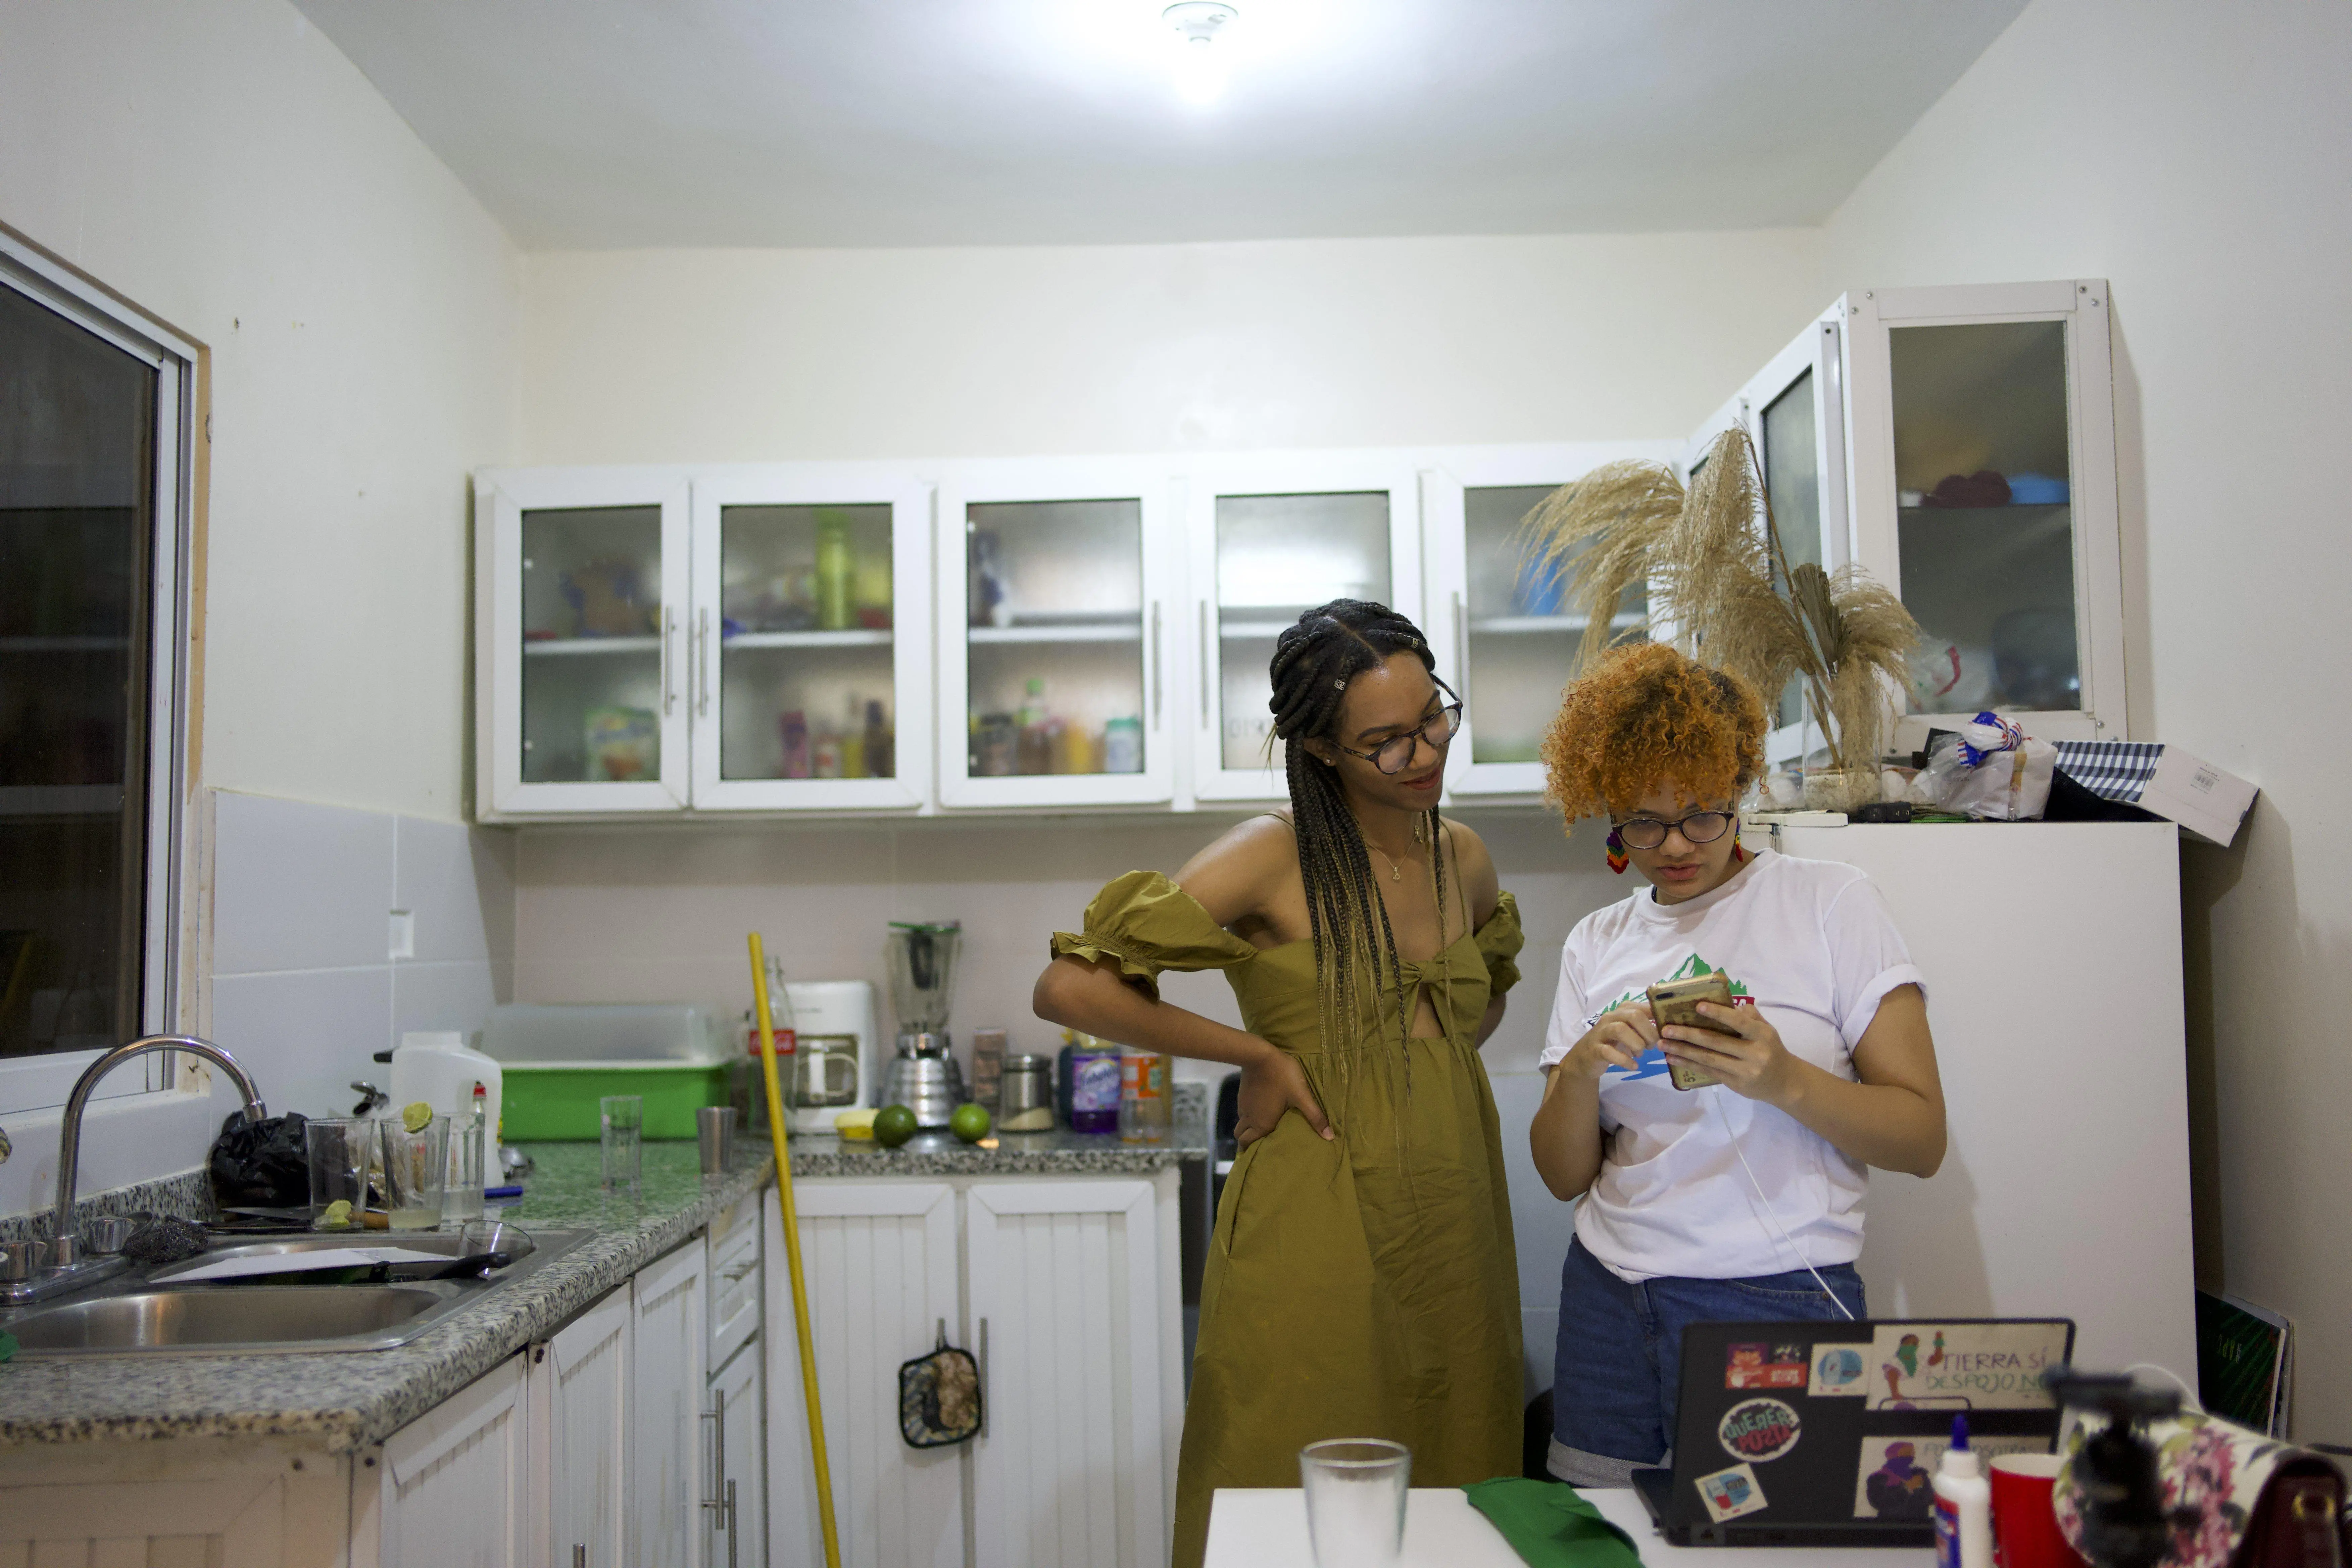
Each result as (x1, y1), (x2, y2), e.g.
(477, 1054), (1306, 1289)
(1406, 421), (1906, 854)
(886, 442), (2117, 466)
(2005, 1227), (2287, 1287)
(882, 921), (966, 1127)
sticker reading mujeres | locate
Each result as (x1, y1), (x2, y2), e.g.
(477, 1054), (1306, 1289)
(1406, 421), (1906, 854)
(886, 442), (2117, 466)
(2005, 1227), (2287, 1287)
(1718, 1397), (1802, 1463)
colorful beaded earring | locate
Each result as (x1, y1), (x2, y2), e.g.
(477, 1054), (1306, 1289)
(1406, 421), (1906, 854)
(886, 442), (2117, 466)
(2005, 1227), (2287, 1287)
(1731, 840), (1749, 865)
(1605, 826), (1629, 875)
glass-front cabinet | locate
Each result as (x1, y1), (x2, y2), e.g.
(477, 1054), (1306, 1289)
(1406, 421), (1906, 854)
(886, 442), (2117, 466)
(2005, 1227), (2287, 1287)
(1422, 444), (1678, 797)
(689, 468), (931, 810)
(1185, 458), (1420, 801)
(934, 459), (1178, 809)
(478, 470), (692, 816)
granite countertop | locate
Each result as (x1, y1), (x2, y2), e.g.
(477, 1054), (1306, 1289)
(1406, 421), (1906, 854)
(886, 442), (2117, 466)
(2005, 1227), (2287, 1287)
(0, 1102), (1215, 1451)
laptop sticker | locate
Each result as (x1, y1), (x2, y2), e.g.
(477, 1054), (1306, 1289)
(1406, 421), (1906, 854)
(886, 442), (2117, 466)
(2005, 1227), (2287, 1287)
(1853, 1434), (2049, 1518)
(1867, 1323), (2071, 1409)
(1717, 1398), (1802, 1463)
(1809, 1343), (1870, 1397)
(1726, 1341), (1809, 1390)
(1695, 1462), (1770, 1524)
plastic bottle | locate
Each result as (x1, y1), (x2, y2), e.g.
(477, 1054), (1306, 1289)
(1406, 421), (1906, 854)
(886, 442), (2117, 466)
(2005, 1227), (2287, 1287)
(815, 509), (853, 630)
(1065, 1031), (1122, 1135)
(1932, 1415), (1992, 1568)
(1119, 1046), (1172, 1143)
(863, 699), (894, 780)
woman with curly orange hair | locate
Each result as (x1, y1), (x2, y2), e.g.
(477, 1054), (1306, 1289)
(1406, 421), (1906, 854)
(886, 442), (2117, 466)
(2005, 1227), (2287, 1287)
(1528, 643), (1946, 1486)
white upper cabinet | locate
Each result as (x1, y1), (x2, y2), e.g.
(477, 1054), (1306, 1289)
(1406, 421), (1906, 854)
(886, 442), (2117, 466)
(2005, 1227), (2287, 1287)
(1184, 455), (1422, 803)
(1422, 443), (1679, 798)
(478, 468), (693, 818)
(688, 466), (933, 812)
(934, 458), (1180, 811)
(1689, 282), (2127, 755)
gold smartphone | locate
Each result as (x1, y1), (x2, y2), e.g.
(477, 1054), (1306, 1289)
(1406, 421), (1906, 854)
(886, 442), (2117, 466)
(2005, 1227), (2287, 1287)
(1647, 972), (1738, 1091)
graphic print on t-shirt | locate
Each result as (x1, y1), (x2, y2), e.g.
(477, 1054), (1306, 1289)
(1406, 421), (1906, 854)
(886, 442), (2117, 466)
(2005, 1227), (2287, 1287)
(1588, 953), (1753, 1083)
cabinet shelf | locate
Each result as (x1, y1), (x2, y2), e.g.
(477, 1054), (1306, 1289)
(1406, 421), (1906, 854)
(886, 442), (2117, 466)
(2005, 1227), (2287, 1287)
(0, 635), (131, 653)
(968, 621), (1139, 644)
(1469, 613), (1644, 635)
(522, 636), (660, 656)
(723, 628), (893, 650)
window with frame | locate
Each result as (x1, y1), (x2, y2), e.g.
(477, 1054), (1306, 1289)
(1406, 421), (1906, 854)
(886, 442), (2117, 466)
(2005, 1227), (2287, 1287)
(0, 234), (194, 1113)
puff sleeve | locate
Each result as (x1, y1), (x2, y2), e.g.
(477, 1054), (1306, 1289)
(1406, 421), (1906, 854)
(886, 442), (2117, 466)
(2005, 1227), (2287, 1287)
(1047, 870), (1260, 1002)
(1472, 890), (1525, 999)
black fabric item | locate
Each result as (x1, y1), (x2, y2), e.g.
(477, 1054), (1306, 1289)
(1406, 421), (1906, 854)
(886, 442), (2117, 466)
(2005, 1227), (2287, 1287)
(2045, 767), (2161, 824)
(209, 1110), (311, 1209)
(1526, 1389), (1558, 1480)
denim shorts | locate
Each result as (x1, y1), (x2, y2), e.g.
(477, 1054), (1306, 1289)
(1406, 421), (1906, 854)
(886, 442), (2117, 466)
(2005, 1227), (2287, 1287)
(1549, 1236), (1865, 1485)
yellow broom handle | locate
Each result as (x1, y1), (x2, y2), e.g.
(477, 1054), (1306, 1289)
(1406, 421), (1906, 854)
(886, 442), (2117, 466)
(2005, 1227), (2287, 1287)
(749, 933), (842, 1568)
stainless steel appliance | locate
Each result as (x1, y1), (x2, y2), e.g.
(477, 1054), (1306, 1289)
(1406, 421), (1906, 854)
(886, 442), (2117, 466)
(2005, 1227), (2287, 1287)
(883, 1031), (966, 1129)
(998, 1053), (1055, 1132)
(882, 922), (965, 1127)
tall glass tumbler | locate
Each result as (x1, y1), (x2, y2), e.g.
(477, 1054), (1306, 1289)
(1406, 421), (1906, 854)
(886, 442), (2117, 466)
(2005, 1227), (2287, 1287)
(444, 1111), (488, 1226)
(601, 1094), (644, 1194)
(378, 1115), (450, 1231)
(1300, 1438), (1410, 1568)
(304, 1117), (370, 1228)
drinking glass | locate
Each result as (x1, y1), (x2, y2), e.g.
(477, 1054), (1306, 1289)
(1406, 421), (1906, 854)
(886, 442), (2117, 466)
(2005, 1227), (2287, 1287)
(457, 1219), (537, 1266)
(601, 1094), (644, 1194)
(304, 1117), (370, 1228)
(444, 1111), (488, 1226)
(1300, 1438), (1410, 1568)
(378, 1115), (450, 1231)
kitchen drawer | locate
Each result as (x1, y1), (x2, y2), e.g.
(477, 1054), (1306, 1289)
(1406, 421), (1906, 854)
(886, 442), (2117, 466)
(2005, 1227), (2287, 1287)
(707, 1190), (763, 1374)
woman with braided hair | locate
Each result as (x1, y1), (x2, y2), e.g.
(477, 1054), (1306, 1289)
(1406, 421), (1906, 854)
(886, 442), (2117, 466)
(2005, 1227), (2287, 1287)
(1035, 598), (1526, 1568)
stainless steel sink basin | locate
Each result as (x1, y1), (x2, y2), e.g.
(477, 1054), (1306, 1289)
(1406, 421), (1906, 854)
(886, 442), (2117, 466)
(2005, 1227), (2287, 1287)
(6, 1284), (449, 1352)
(0, 1227), (590, 1357)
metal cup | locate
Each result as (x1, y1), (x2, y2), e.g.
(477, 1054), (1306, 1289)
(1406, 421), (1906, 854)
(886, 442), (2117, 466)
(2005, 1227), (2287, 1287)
(84, 1215), (136, 1255)
(697, 1105), (737, 1176)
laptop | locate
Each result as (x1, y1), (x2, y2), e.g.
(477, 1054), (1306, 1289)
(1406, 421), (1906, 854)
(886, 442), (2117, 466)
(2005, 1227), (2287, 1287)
(1628, 1317), (2076, 1547)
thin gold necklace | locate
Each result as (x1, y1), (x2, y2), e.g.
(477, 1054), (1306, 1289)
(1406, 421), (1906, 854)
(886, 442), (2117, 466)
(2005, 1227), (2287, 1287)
(1358, 812), (1429, 882)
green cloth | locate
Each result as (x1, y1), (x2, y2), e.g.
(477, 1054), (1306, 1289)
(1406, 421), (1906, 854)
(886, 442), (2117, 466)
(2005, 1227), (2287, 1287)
(1052, 870), (1527, 1568)
(1463, 1478), (1648, 1568)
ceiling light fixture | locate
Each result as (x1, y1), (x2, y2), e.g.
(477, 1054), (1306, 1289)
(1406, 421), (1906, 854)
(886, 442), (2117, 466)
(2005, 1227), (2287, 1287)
(1163, 2), (1238, 107)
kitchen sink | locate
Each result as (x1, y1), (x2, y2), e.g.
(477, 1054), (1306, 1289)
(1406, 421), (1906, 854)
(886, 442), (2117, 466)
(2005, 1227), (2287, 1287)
(0, 1227), (591, 1357)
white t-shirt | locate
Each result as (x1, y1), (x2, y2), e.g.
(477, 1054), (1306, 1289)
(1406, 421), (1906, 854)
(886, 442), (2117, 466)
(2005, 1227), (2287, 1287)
(1537, 851), (1925, 1284)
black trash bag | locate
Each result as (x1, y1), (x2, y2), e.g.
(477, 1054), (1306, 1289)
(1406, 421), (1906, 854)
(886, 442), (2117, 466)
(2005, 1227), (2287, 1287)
(209, 1110), (311, 1209)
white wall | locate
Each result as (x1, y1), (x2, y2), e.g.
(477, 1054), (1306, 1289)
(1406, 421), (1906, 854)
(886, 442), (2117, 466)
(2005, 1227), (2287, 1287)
(1821, 0), (2352, 1437)
(519, 231), (1829, 463)
(0, 0), (521, 823)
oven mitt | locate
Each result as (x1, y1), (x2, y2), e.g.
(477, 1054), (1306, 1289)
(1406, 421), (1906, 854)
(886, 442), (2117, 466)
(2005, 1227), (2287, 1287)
(1462, 1477), (1647, 1568)
(898, 1326), (981, 1449)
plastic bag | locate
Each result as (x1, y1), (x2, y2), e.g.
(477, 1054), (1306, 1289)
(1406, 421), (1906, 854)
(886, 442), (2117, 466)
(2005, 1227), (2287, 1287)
(1908, 713), (2056, 821)
(208, 1110), (311, 1209)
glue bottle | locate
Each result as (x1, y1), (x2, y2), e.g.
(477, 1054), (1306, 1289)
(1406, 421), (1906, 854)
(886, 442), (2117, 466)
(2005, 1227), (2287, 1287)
(1933, 1414), (1992, 1568)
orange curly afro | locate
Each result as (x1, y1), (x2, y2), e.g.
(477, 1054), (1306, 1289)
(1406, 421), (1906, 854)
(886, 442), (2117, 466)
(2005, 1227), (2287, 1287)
(1541, 643), (1767, 829)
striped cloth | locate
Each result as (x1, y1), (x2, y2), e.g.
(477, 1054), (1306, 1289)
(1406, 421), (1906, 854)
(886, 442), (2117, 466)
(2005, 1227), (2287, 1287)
(2052, 739), (2164, 802)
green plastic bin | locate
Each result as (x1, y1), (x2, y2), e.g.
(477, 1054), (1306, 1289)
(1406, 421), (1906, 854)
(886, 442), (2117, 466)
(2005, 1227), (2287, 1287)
(499, 1060), (730, 1141)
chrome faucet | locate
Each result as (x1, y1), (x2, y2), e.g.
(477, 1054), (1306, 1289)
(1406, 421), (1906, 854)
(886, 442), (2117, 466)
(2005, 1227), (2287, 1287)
(48, 1034), (264, 1267)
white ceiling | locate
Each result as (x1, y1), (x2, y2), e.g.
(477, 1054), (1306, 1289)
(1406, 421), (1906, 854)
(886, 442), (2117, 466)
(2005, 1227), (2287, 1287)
(294, 0), (2027, 250)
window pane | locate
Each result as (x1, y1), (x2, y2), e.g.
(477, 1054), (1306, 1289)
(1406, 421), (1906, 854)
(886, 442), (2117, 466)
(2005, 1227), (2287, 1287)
(966, 499), (1144, 777)
(519, 506), (664, 784)
(1215, 492), (1389, 772)
(1464, 484), (1644, 765)
(1762, 370), (1820, 731)
(0, 282), (158, 1056)
(718, 504), (895, 781)
(1892, 321), (2080, 713)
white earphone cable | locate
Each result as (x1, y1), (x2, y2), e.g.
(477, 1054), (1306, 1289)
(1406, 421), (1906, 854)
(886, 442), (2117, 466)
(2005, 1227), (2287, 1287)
(1711, 1093), (1857, 1322)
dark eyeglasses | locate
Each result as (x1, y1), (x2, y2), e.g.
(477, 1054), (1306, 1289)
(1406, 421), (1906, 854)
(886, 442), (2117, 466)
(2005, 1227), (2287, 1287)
(1332, 692), (1463, 775)
(1613, 810), (1735, 850)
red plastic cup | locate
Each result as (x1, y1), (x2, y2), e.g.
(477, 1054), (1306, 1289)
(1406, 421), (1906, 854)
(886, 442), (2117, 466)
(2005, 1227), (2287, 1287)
(1992, 1454), (2090, 1568)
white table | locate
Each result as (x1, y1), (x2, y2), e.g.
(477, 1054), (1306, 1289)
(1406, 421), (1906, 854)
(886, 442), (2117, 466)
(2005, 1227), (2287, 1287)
(1205, 1486), (1932, 1568)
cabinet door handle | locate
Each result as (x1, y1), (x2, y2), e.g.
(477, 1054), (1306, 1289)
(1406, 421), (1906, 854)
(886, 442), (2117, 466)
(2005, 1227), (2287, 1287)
(726, 1479), (739, 1568)
(1149, 601), (1163, 728)
(573, 1548), (587, 1568)
(702, 1390), (727, 1511)
(1451, 590), (1468, 693)
(978, 1315), (989, 1440)
(722, 1259), (757, 1282)
(696, 608), (713, 718)
(1198, 601), (1211, 724)
(661, 610), (678, 716)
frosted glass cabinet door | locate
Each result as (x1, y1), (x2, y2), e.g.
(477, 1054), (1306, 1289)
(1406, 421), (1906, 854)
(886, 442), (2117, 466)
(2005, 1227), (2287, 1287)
(1847, 282), (2124, 739)
(1422, 445), (1678, 798)
(1186, 458), (1421, 802)
(477, 469), (691, 817)
(689, 468), (933, 811)
(935, 460), (1177, 808)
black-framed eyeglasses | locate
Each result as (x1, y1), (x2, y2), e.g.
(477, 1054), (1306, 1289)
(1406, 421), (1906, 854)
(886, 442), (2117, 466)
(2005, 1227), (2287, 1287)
(1332, 687), (1463, 775)
(1613, 810), (1735, 850)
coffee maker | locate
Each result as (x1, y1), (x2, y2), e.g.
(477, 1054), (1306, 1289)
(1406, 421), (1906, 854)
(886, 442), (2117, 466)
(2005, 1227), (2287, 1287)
(882, 921), (966, 1127)
(780, 980), (880, 1136)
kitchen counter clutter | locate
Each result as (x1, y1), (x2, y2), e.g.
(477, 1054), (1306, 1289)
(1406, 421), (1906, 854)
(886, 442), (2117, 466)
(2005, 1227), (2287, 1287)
(0, 1140), (771, 1450)
(785, 1104), (1212, 1176)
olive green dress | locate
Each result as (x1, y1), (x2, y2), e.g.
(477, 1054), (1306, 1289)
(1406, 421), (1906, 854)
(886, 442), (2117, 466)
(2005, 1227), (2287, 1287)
(1051, 870), (1526, 1568)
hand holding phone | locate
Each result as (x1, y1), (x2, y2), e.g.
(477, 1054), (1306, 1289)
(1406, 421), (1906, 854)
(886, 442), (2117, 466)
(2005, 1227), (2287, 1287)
(1647, 973), (1738, 1090)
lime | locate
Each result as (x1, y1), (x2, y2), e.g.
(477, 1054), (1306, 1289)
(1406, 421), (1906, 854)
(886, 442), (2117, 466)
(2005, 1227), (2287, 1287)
(314, 1199), (354, 1231)
(948, 1102), (991, 1144)
(873, 1104), (919, 1149)
(400, 1101), (433, 1133)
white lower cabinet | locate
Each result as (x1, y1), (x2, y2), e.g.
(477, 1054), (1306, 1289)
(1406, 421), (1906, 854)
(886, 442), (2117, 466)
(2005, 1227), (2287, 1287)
(709, 1336), (767, 1568)
(534, 1283), (634, 1568)
(635, 1240), (712, 1568)
(380, 1351), (532, 1567)
(766, 1171), (1183, 1568)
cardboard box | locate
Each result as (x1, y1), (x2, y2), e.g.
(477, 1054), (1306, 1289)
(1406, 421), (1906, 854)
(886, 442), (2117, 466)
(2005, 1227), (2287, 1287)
(2052, 740), (2257, 847)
